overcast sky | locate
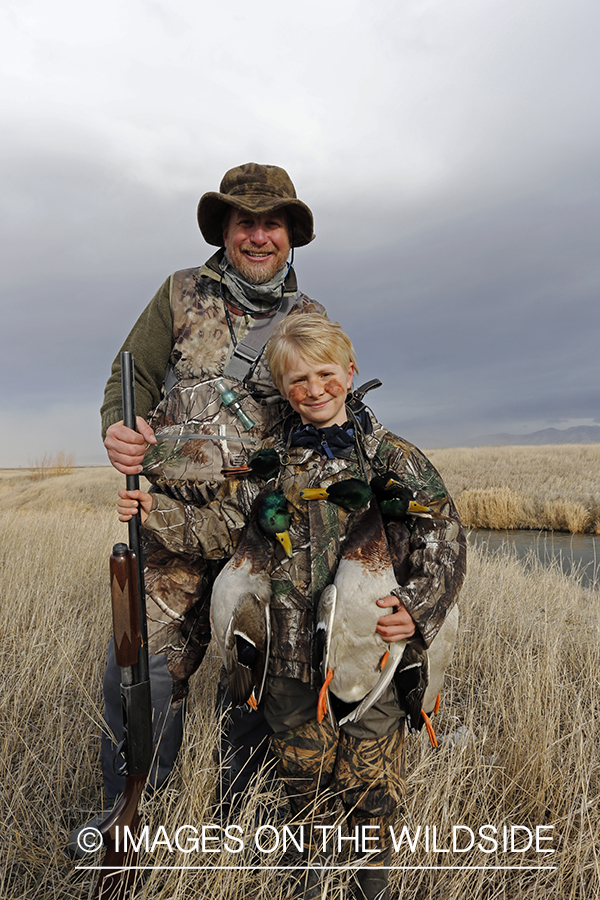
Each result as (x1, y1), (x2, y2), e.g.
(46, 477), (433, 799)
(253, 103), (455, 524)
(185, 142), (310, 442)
(1, 0), (598, 465)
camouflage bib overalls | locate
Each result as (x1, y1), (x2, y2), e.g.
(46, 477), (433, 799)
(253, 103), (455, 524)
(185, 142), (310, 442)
(101, 254), (325, 802)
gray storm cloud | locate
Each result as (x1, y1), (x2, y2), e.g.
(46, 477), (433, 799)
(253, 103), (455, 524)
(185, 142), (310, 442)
(1, 0), (598, 464)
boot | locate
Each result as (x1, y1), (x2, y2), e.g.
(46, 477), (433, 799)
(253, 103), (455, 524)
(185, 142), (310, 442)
(350, 847), (392, 900)
(288, 848), (332, 899)
(289, 863), (321, 900)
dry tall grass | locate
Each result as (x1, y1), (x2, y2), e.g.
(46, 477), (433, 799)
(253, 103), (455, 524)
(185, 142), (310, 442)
(1, 469), (599, 898)
(31, 451), (76, 480)
(427, 445), (600, 533)
(0, 466), (122, 512)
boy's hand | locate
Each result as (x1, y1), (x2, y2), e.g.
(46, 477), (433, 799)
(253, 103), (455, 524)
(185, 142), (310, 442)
(376, 597), (416, 642)
(105, 417), (157, 475)
(117, 488), (153, 524)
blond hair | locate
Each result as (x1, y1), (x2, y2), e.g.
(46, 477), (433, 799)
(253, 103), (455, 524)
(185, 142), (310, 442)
(266, 313), (358, 393)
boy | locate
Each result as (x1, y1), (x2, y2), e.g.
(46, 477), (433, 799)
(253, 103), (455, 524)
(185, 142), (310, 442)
(118, 314), (466, 899)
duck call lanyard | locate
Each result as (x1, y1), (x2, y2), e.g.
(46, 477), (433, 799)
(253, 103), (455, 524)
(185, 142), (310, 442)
(221, 282), (297, 384)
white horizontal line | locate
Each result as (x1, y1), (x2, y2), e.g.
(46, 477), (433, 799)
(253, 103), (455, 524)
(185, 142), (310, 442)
(77, 865), (557, 872)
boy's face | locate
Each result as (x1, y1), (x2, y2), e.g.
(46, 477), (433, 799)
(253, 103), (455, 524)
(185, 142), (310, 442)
(281, 355), (355, 428)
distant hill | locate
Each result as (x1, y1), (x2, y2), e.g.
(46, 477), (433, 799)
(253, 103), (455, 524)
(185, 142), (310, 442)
(474, 425), (600, 446)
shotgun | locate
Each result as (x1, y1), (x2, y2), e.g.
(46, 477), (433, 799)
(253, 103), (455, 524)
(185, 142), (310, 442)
(93, 351), (153, 899)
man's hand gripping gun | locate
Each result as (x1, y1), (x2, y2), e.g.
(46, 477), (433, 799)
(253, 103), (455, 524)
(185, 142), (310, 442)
(93, 351), (153, 899)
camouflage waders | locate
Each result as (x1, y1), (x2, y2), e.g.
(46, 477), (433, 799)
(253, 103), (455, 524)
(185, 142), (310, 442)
(265, 676), (405, 899)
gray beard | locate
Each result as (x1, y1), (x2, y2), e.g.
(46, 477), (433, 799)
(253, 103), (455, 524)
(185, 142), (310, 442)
(220, 253), (288, 313)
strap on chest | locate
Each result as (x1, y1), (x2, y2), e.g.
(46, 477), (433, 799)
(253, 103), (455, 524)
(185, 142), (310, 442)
(223, 293), (295, 382)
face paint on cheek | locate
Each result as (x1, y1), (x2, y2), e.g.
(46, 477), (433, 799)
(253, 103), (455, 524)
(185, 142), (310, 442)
(288, 384), (309, 403)
(324, 379), (345, 397)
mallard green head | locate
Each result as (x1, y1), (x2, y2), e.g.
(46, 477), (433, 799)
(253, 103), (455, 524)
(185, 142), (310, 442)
(300, 478), (372, 511)
(220, 448), (281, 480)
(370, 473), (434, 520)
(257, 490), (293, 557)
(248, 448), (281, 480)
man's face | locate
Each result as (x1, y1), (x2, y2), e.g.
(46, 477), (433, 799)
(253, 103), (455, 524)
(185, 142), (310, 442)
(223, 208), (291, 284)
(281, 355), (355, 428)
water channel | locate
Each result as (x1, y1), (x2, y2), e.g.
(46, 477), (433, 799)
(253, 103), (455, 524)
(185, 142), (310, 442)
(467, 529), (600, 589)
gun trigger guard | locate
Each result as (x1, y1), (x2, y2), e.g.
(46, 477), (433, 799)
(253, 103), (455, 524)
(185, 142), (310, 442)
(113, 738), (129, 777)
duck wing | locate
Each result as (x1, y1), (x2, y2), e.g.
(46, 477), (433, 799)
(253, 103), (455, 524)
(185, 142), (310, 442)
(393, 639), (429, 732)
(422, 603), (459, 714)
(210, 485), (276, 663)
(225, 591), (271, 707)
(384, 519), (411, 586)
(210, 527), (271, 659)
(316, 584), (337, 727)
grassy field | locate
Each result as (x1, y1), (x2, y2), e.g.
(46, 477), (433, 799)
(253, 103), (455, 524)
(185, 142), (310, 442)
(1, 458), (599, 898)
(428, 444), (600, 533)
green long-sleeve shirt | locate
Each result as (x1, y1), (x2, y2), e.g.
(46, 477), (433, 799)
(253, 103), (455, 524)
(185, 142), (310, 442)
(101, 278), (174, 437)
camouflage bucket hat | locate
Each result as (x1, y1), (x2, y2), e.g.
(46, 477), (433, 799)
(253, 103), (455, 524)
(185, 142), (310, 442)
(198, 162), (315, 248)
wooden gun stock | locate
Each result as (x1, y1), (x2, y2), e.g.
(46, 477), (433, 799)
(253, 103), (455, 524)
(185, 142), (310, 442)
(92, 773), (146, 899)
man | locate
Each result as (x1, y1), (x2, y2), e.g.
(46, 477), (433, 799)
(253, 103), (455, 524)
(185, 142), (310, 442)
(96, 163), (414, 815)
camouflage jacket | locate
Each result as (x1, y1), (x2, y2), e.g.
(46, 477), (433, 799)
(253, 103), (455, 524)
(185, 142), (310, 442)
(143, 413), (467, 685)
(101, 250), (325, 505)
